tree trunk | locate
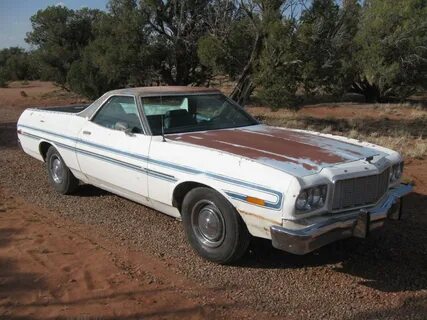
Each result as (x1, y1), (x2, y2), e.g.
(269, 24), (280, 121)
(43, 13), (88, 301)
(351, 77), (381, 103)
(230, 32), (263, 106)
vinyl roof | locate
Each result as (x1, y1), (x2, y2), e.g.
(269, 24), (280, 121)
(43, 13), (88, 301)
(107, 86), (221, 96)
(78, 86), (223, 119)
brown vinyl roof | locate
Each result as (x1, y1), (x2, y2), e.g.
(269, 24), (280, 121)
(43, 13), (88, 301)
(77, 86), (223, 118)
(108, 86), (221, 96)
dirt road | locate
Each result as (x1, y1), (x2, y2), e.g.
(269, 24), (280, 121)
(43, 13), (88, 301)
(1, 82), (426, 319)
(0, 188), (209, 319)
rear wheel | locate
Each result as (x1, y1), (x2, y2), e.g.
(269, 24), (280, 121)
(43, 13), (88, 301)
(46, 146), (79, 194)
(182, 187), (250, 264)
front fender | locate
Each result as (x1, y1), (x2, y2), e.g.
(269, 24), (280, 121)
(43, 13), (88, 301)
(171, 176), (284, 240)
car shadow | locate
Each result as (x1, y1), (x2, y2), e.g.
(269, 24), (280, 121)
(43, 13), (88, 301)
(0, 256), (48, 296)
(72, 184), (111, 197)
(344, 295), (427, 320)
(237, 191), (427, 293)
(0, 122), (18, 150)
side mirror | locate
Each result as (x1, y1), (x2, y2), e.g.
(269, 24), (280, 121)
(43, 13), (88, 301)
(114, 121), (135, 137)
(114, 121), (128, 131)
(124, 128), (135, 137)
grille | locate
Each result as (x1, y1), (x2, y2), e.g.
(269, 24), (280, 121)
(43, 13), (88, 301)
(332, 168), (390, 211)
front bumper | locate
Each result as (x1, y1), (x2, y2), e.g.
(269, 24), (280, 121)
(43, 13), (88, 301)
(271, 183), (413, 255)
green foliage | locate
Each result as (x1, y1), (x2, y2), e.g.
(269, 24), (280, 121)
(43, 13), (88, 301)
(140, 0), (212, 85)
(26, 6), (104, 86)
(67, 0), (147, 97)
(256, 20), (301, 109)
(66, 0), (216, 97)
(0, 47), (39, 84)
(2, 0), (425, 107)
(0, 69), (8, 87)
(198, 17), (255, 80)
(354, 0), (427, 101)
(297, 0), (361, 96)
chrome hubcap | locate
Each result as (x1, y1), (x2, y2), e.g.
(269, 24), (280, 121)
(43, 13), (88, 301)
(51, 156), (64, 184)
(191, 200), (225, 248)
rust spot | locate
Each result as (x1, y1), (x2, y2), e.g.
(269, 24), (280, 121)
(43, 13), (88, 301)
(168, 127), (347, 169)
(238, 210), (280, 225)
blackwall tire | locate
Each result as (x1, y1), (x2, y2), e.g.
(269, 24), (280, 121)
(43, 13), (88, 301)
(46, 146), (79, 195)
(182, 187), (250, 264)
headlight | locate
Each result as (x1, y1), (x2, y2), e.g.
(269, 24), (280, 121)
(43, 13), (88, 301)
(295, 185), (328, 212)
(390, 162), (404, 182)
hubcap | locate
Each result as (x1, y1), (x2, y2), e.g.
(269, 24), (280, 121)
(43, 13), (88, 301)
(51, 156), (64, 184)
(191, 200), (225, 248)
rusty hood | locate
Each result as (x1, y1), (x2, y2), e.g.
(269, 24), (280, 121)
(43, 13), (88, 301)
(167, 125), (386, 177)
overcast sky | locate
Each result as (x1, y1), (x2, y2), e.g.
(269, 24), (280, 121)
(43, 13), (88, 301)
(0, 0), (108, 49)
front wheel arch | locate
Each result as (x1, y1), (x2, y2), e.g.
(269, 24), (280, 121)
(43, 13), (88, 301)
(172, 181), (214, 213)
(39, 141), (53, 161)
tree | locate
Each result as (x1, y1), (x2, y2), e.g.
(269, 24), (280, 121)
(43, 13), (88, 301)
(0, 47), (39, 85)
(198, 0), (299, 106)
(354, 0), (427, 101)
(26, 6), (104, 87)
(297, 0), (361, 96)
(140, 0), (212, 85)
(256, 19), (300, 109)
(67, 0), (151, 97)
(198, 1), (254, 81)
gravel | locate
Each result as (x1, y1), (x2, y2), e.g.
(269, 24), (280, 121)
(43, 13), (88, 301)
(1, 115), (427, 319)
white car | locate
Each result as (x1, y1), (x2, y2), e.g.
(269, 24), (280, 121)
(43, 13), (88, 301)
(17, 87), (412, 264)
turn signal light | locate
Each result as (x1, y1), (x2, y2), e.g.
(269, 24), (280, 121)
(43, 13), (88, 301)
(246, 196), (265, 206)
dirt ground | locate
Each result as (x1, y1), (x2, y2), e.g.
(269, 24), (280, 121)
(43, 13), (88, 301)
(0, 188), (208, 319)
(1, 82), (426, 319)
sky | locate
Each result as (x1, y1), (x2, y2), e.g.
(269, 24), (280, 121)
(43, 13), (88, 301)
(0, 0), (108, 49)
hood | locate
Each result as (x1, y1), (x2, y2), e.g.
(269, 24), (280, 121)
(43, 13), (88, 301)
(167, 125), (386, 177)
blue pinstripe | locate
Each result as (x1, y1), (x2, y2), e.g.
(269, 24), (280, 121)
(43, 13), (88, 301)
(18, 124), (284, 209)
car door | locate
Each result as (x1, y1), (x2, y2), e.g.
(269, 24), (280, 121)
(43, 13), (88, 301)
(76, 95), (150, 203)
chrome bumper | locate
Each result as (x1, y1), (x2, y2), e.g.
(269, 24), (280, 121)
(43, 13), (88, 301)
(271, 184), (413, 255)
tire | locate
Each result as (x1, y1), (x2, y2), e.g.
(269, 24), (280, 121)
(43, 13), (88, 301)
(46, 146), (79, 195)
(181, 187), (251, 264)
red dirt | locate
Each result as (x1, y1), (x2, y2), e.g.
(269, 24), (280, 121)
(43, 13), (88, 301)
(1, 81), (426, 319)
(0, 187), (207, 319)
(0, 81), (87, 122)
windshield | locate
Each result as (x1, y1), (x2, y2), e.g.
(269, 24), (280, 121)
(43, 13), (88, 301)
(142, 94), (258, 135)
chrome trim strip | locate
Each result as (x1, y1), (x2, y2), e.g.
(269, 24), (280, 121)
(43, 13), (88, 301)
(18, 125), (283, 209)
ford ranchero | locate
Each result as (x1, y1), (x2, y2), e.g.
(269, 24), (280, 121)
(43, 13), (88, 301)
(17, 87), (413, 264)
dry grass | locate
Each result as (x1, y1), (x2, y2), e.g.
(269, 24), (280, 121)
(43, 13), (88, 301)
(246, 104), (427, 159)
(40, 88), (86, 102)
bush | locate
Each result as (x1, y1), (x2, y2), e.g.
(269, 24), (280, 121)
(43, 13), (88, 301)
(0, 69), (8, 87)
(255, 20), (301, 110)
(354, 0), (427, 101)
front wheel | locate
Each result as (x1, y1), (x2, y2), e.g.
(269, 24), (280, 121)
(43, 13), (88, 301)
(181, 187), (250, 264)
(46, 146), (79, 194)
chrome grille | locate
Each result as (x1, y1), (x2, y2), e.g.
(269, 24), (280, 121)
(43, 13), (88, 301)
(332, 168), (390, 211)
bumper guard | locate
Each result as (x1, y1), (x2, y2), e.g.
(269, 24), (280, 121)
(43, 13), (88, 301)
(270, 184), (413, 255)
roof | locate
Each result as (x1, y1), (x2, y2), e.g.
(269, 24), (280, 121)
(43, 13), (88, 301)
(78, 86), (223, 119)
(107, 86), (221, 96)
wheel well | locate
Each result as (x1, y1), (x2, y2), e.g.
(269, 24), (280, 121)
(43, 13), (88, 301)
(39, 141), (53, 161)
(172, 182), (212, 213)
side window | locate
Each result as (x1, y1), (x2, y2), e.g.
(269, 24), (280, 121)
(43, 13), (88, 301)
(92, 96), (143, 134)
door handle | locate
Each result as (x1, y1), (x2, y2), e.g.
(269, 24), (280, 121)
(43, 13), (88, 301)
(82, 130), (91, 135)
